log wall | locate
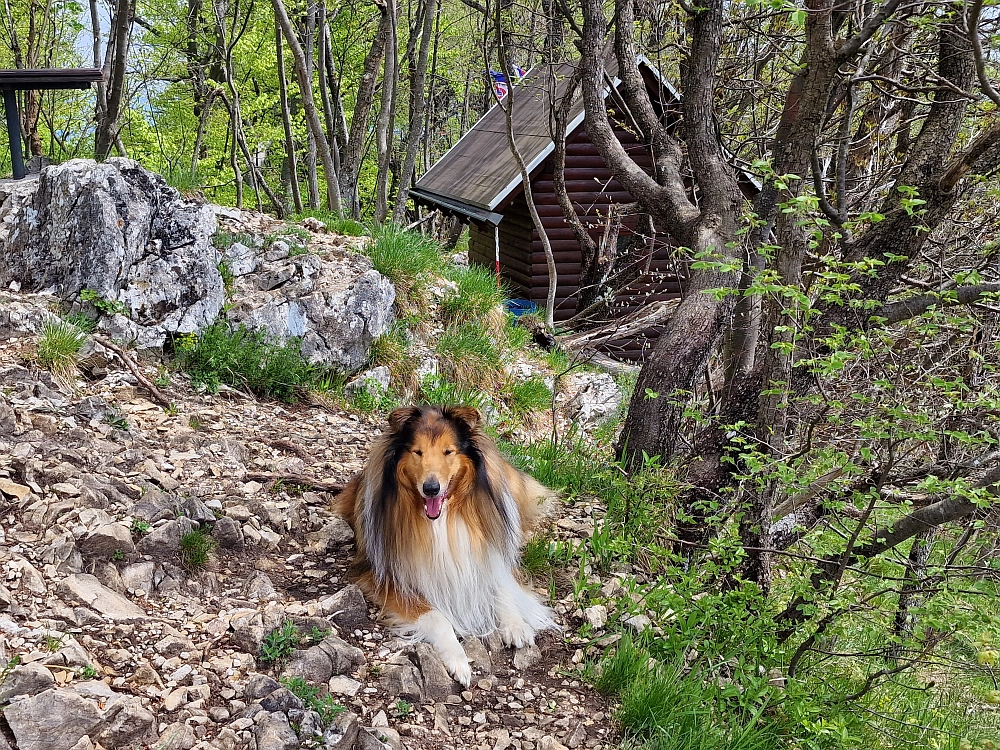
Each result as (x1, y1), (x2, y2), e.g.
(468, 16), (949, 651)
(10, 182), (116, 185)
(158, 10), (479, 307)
(471, 122), (684, 361)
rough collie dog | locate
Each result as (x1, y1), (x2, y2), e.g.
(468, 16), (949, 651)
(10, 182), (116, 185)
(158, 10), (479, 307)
(334, 405), (557, 686)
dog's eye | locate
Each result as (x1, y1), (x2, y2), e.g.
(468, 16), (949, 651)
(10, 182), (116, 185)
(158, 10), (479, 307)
(444, 449), (454, 456)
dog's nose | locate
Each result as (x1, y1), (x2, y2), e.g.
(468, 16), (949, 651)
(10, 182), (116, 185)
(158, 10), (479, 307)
(422, 478), (441, 497)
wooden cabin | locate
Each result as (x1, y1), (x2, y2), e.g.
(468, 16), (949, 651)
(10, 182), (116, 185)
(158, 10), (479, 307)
(411, 57), (758, 361)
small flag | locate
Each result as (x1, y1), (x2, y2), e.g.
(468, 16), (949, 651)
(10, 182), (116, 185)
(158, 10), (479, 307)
(490, 70), (508, 99)
(512, 65), (527, 80)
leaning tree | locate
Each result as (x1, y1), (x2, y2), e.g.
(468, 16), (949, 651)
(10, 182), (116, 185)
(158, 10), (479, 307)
(542, 0), (1000, 681)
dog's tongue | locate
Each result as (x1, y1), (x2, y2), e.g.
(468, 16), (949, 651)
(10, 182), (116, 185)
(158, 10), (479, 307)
(424, 495), (445, 519)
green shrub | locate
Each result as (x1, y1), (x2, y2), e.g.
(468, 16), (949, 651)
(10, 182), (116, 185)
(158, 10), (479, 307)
(164, 168), (202, 194)
(104, 409), (130, 431)
(260, 622), (300, 665)
(349, 381), (398, 413)
(80, 289), (128, 316)
(307, 626), (331, 645)
(37, 319), (86, 381)
(175, 322), (316, 403)
(281, 676), (345, 723)
(217, 259), (235, 292)
(214, 230), (256, 251)
(179, 529), (215, 570)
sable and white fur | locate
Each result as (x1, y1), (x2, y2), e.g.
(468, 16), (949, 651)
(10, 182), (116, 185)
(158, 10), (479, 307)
(334, 405), (557, 685)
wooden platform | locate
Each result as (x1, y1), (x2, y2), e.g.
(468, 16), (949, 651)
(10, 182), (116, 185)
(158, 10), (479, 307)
(0, 69), (104, 91)
(1, 68), (103, 180)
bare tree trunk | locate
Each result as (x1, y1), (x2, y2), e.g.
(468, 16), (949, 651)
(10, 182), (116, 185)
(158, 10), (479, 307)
(272, 0), (342, 214)
(339, 2), (390, 217)
(422, 0), (441, 174)
(191, 88), (216, 179)
(322, 18), (350, 159)
(89, 0), (107, 147)
(578, 0), (742, 466)
(304, 3), (320, 209)
(889, 529), (936, 661)
(317, 2), (340, 176)
(391, 0), (435, 223)
(374, 0), (398, 222)
(213, 0), (284, 215)
(276, 25), (303, 214)
(95, 0), (134, 160)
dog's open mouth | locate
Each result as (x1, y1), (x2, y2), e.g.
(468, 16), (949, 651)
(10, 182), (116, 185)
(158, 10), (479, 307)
(424, 494), (447, 519)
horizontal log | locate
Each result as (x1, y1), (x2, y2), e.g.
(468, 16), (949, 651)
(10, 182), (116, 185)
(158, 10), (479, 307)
(532, 192), (637, 206)
(531, 179), (628, 194)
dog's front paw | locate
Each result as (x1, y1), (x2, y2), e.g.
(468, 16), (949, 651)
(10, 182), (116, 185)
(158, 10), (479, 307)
(441, 651), (473, 687)
(499, 618), (535, 649)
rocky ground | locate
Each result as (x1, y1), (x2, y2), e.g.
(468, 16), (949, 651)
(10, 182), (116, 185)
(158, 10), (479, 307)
(0, 318), (618, 750)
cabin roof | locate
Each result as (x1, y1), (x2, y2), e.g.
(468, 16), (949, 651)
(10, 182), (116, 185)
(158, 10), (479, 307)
(414, 56), (686, 224)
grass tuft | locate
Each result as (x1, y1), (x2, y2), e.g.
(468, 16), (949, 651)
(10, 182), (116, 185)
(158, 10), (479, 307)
(521, 535), (553, 578)
(417, 374), (492, 413)
(293, 209), (367, 237)
(37, 319), (87, 382)
(363, 223), (443, 300)
(179, 529), (215, 570)
(595, 638), (780, 750)
(435, 322), (504, 392)
(175, 322), (316, 403)
(441, 264), (506, 323)
(63, 312), (97, 334)
(368, 322), (417, 391)
(505, 376), (553, 417)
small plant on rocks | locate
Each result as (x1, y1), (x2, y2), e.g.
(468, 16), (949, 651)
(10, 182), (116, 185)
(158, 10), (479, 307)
(281, 677), (344, 724)
(77, 665), (98, 680)
(175, 322), (317, 403)
(130, 519), (151, 535)
(393, 699), (413, 718)
(179, 529), (215, 570)
(259, 621), (300, 665)
(104, 409), (130, 431)
(307, 626), (331, 645)
(80, 288), (128, 316)
(42, 634), (63, 653)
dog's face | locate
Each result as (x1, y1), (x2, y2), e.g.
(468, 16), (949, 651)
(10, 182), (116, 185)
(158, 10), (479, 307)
(390, 406), (480, 520)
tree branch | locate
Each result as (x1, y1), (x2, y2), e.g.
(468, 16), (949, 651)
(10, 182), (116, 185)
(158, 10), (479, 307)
(967, 0), (1000, 107)
(875, 282), (1000, 324)
(836, 0), (907, 63)
(579, 0), (698, 238)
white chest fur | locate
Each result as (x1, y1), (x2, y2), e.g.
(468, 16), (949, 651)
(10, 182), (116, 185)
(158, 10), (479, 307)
(413, 512), (505, 636)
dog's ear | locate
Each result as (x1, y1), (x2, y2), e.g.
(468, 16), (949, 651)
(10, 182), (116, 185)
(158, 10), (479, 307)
(387, 406), (421, 432)
(447, 406), (481, 431)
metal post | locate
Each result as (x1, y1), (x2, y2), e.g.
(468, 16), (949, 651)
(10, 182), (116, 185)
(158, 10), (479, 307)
(2, 87), (25, 180)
